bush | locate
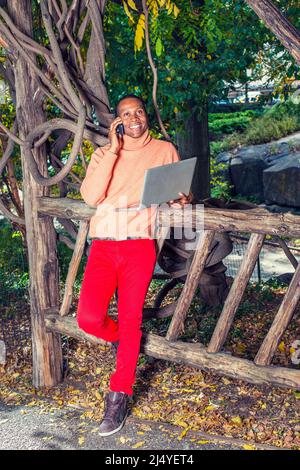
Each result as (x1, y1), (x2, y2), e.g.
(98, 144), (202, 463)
(208, 109), (262, 137)
(0, 219), (29, 307)
(210, 99), (300, 153)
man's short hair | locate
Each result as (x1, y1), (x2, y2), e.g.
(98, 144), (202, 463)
(115, 94), (147, 116)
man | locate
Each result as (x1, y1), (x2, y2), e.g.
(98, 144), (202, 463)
(77, 94), (190, 436)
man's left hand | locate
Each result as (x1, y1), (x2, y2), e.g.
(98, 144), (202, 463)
(168, 191), (193, 208)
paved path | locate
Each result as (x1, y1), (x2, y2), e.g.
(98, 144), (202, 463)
(0, 401), (277, 451)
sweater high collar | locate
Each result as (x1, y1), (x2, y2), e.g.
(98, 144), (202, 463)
(122, 128), (152, 151)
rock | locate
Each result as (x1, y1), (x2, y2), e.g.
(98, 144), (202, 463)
(258, 203), (300, 215)
(275, 273), (294, 285)
(0, 340), (7, 365)
(215, 143), (291, 202)
(263, 152), (300, 207)
(230, 144), (291, 201)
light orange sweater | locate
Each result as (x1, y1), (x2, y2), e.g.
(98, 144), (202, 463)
(80, 129), (180, 239)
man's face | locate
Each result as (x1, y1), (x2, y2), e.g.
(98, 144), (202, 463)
(117, 97), (149, 138)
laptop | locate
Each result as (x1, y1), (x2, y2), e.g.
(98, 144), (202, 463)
(116, 157), (197, 212)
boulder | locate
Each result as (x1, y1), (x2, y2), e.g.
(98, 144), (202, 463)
(230, 143), (291, 201)
(215, 142), (293, 202)
(263, 152), (300, 207)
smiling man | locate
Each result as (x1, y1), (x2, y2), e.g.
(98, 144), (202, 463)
(77, 94), (190, 437)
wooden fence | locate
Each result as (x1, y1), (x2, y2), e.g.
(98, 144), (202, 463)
(38, 196), (300, 390)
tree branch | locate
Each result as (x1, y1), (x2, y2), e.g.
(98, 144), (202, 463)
(0, 197), (25, 224)
(245, 0), (300, 64)
(40, 0), (83, 112)
(0, 119), (18, 174)
(141, 0), (170, 140)
(23, 108), (87, 186)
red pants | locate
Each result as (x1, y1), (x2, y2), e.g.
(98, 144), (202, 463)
(77, 239), (157, 396)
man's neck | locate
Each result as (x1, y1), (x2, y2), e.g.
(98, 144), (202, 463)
(122, 128), (151, 151)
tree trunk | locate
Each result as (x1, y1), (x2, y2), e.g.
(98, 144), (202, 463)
(176, 100), (210, 200)
(8, 0), (63, 387)
(245, 0), (300, 64)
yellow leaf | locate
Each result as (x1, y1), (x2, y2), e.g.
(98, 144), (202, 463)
(222, 377), (231, 385)
(204, 405), (215, 412)
(78, 436), (85, 446)
(176, 420), (188, 428)
(94, 390), (102, 400)
(174, 107), (179, 113)
(243, 444), (256, 450)
(123, 1), (134, 21)
(127, 0), (138, 11)
(260, 403), (267, 409)
(197, 440), (209, 444)
(178, 428), (189, 440)
(167, 2), (173, 14)
(166, 77), (172, 82)
(236, 342), (246, 354)
(206, 54), (212, 60)
(173, 4), (180, 17)
(120, 436), (126, 444)
(132, 441), (145, 449)
(231, 416), (242, 426)
(278, 341), (285, 352)
(134, 14), (145, 52)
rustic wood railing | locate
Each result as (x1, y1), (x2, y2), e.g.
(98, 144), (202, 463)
(38, 196), (300, 390)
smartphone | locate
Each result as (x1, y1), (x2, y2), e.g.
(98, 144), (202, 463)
(116, 123), (125, 137)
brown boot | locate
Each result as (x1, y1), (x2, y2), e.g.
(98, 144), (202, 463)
(98, 391), (128, 437)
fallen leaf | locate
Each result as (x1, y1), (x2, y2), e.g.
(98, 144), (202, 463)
(243, 444), (256, 450)
(132, 441), (145, 449)
(231, 416), (242, 426)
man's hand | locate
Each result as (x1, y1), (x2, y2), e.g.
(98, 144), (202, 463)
(108, 117), (124, 154)
(168, 191), (193, 208)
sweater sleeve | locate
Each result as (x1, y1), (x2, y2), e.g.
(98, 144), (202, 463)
(80, 146), (118, 207)
(168, 142), (181, 163)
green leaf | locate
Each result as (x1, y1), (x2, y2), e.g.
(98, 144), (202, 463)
(155, 37), (163, 57)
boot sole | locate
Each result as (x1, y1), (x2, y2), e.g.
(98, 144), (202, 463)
(98, 410), (128, 437)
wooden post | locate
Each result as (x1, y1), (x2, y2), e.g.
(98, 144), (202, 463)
(8, 0), (63, 387)
(166, 230), (215, 342)
(207, 233), (265, 353)
(60, 221), (89, 316)
(255, 261), (300, 366)
(274, 236), (298, 270)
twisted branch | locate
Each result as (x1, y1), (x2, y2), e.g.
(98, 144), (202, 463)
(40, 0), (82, 112)
(0, 197), (25, 224)
(0, 15), (77, 115)
(24, 108), (87, 186)
(0, 119), (18, 174)
(142, 0), (170, 140)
